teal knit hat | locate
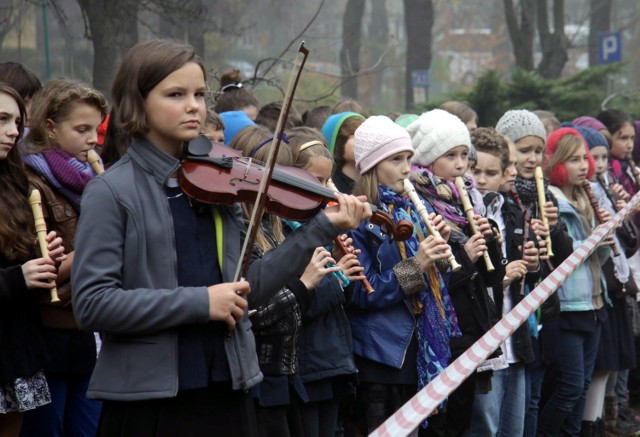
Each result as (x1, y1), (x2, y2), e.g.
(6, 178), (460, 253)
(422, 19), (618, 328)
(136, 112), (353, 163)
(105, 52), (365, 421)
(321, 112), (366, 156)
(395, 113), (418, 129)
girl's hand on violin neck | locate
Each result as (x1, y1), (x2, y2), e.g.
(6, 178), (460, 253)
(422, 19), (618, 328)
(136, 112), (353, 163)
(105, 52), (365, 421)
(464, 233), (488, 264)
(21, 258), (58, 289)
(324, 193), (372, 230)
(300, 247), (339, 291)
(416, 235), (452, 272)
(208, 280), (250, 330)
(337, 253), (365, 281)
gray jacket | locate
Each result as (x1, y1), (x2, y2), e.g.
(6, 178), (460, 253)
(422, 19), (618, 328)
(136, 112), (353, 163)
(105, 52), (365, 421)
(71, 136), (338, 401)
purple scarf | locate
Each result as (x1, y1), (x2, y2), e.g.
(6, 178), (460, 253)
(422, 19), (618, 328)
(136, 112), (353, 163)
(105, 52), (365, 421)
(23, 149), (95, 210)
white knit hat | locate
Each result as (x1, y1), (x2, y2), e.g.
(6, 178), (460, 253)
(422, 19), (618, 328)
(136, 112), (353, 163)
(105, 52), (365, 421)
(354, 115), (414, 174)
(495, 109), (546, 143)
(407, 109), (471, 166)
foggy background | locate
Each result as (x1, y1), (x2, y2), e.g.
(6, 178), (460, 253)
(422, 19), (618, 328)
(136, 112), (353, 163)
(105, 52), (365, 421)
(0, 0), (638, 115)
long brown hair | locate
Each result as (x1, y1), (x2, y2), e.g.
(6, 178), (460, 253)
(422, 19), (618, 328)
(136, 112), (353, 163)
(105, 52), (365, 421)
(0, 83), (36, 260)
(353, 171), (380, 204)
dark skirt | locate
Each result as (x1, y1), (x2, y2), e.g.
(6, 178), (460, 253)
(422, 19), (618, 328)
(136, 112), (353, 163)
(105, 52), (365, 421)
(97, 383), (258, 437)
(595, 296), (636, 371)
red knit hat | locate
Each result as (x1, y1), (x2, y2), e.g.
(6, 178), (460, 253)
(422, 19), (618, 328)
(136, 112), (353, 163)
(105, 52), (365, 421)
(544, 127), (595, 185)
(97, 114), (110, 145)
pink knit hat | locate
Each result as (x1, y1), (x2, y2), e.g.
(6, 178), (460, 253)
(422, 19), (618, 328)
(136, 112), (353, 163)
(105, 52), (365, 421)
(354, 115), (414, 174)
(572, 116), (607, 132)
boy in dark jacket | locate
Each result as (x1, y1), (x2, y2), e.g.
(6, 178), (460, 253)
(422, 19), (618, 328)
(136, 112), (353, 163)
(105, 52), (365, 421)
(469, 127), (540, 436)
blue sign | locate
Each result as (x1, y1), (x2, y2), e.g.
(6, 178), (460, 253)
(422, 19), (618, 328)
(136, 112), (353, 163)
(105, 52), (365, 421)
(411, 70), (430, 88)
(597, 32), (622, 64)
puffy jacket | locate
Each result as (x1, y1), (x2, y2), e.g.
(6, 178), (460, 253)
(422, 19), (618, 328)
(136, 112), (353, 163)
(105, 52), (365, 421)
(347, 219), (418, 369)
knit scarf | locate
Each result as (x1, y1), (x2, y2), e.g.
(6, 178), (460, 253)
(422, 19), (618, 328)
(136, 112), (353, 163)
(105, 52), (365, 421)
(378, 185), (460, 425)
(410, 166), (486, 245)
(23, 149), (95, 211)
(514, 175), (551, 212)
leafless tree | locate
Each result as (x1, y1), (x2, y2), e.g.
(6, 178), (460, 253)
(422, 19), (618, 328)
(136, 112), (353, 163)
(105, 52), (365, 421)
(0, 0), (25, 49)
(503, 0), (536, 70)
(76, 0), (139, 94)
(536, 0), (568, 78)
(404, 0), (433, 110)
(340, 0), (365, 99)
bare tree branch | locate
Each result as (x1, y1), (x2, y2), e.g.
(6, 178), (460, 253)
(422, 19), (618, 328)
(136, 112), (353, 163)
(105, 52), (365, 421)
(253, 0), (325, 83)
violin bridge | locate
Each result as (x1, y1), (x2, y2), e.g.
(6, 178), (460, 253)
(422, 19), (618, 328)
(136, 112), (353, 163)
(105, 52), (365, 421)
(244, 158), (252, 178)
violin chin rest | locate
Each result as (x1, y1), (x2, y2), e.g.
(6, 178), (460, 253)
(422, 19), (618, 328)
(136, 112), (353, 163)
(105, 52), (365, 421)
(186, 135), (213, 157)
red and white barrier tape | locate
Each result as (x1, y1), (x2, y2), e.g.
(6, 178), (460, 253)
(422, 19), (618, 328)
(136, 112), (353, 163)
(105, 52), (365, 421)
(370, 192), (640, 437)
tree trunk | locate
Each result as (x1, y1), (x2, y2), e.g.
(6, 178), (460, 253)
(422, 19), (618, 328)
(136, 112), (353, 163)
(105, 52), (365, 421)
(588, 0), (612, 66)
(365, 0), (388, 110)
(77, 0), (139, 95)
(536, 0), (568, 78)
(503, 0), (536, 70)
(339, 0), (365, 99)
(403, 0), (433, 110)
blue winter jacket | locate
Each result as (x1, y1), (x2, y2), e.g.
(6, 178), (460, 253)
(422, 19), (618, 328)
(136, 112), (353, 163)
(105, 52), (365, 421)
(347, 219), (418, 369)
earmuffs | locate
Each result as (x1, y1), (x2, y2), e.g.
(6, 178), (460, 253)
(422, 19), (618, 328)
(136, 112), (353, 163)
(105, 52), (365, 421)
(544, 127), (595, 186)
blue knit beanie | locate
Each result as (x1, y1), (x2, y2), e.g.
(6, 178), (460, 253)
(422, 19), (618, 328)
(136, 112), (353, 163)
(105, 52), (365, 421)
(321, 112), (365, 156)
(565, 124), (608, 150)
(219, 110), (256, 146)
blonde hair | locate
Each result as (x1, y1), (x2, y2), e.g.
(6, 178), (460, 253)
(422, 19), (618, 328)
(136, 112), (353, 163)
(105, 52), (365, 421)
(353, 171), (380, 204)
(287, 126), (333, 171)
(26, 78), (107, 154)
(545, 133), (594, 223)
(229, 125), (290, 252)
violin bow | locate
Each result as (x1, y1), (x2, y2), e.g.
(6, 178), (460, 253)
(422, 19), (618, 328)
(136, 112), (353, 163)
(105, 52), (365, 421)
(234, 42), (310, 282)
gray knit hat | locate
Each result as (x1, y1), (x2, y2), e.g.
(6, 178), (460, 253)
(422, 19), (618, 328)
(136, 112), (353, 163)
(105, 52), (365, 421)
(495, 109), (546, 143)
(407, 109), (471, 166)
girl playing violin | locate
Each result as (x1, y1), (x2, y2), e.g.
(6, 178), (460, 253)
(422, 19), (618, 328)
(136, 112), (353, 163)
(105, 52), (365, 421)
(70, 39), (370, 437)
(348, 115), (459, 435)
(20, 77), (108, 437)
(0, 82), (66, 437)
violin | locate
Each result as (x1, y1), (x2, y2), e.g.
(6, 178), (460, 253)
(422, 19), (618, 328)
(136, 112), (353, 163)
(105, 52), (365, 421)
(178, 136), (414, 242)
